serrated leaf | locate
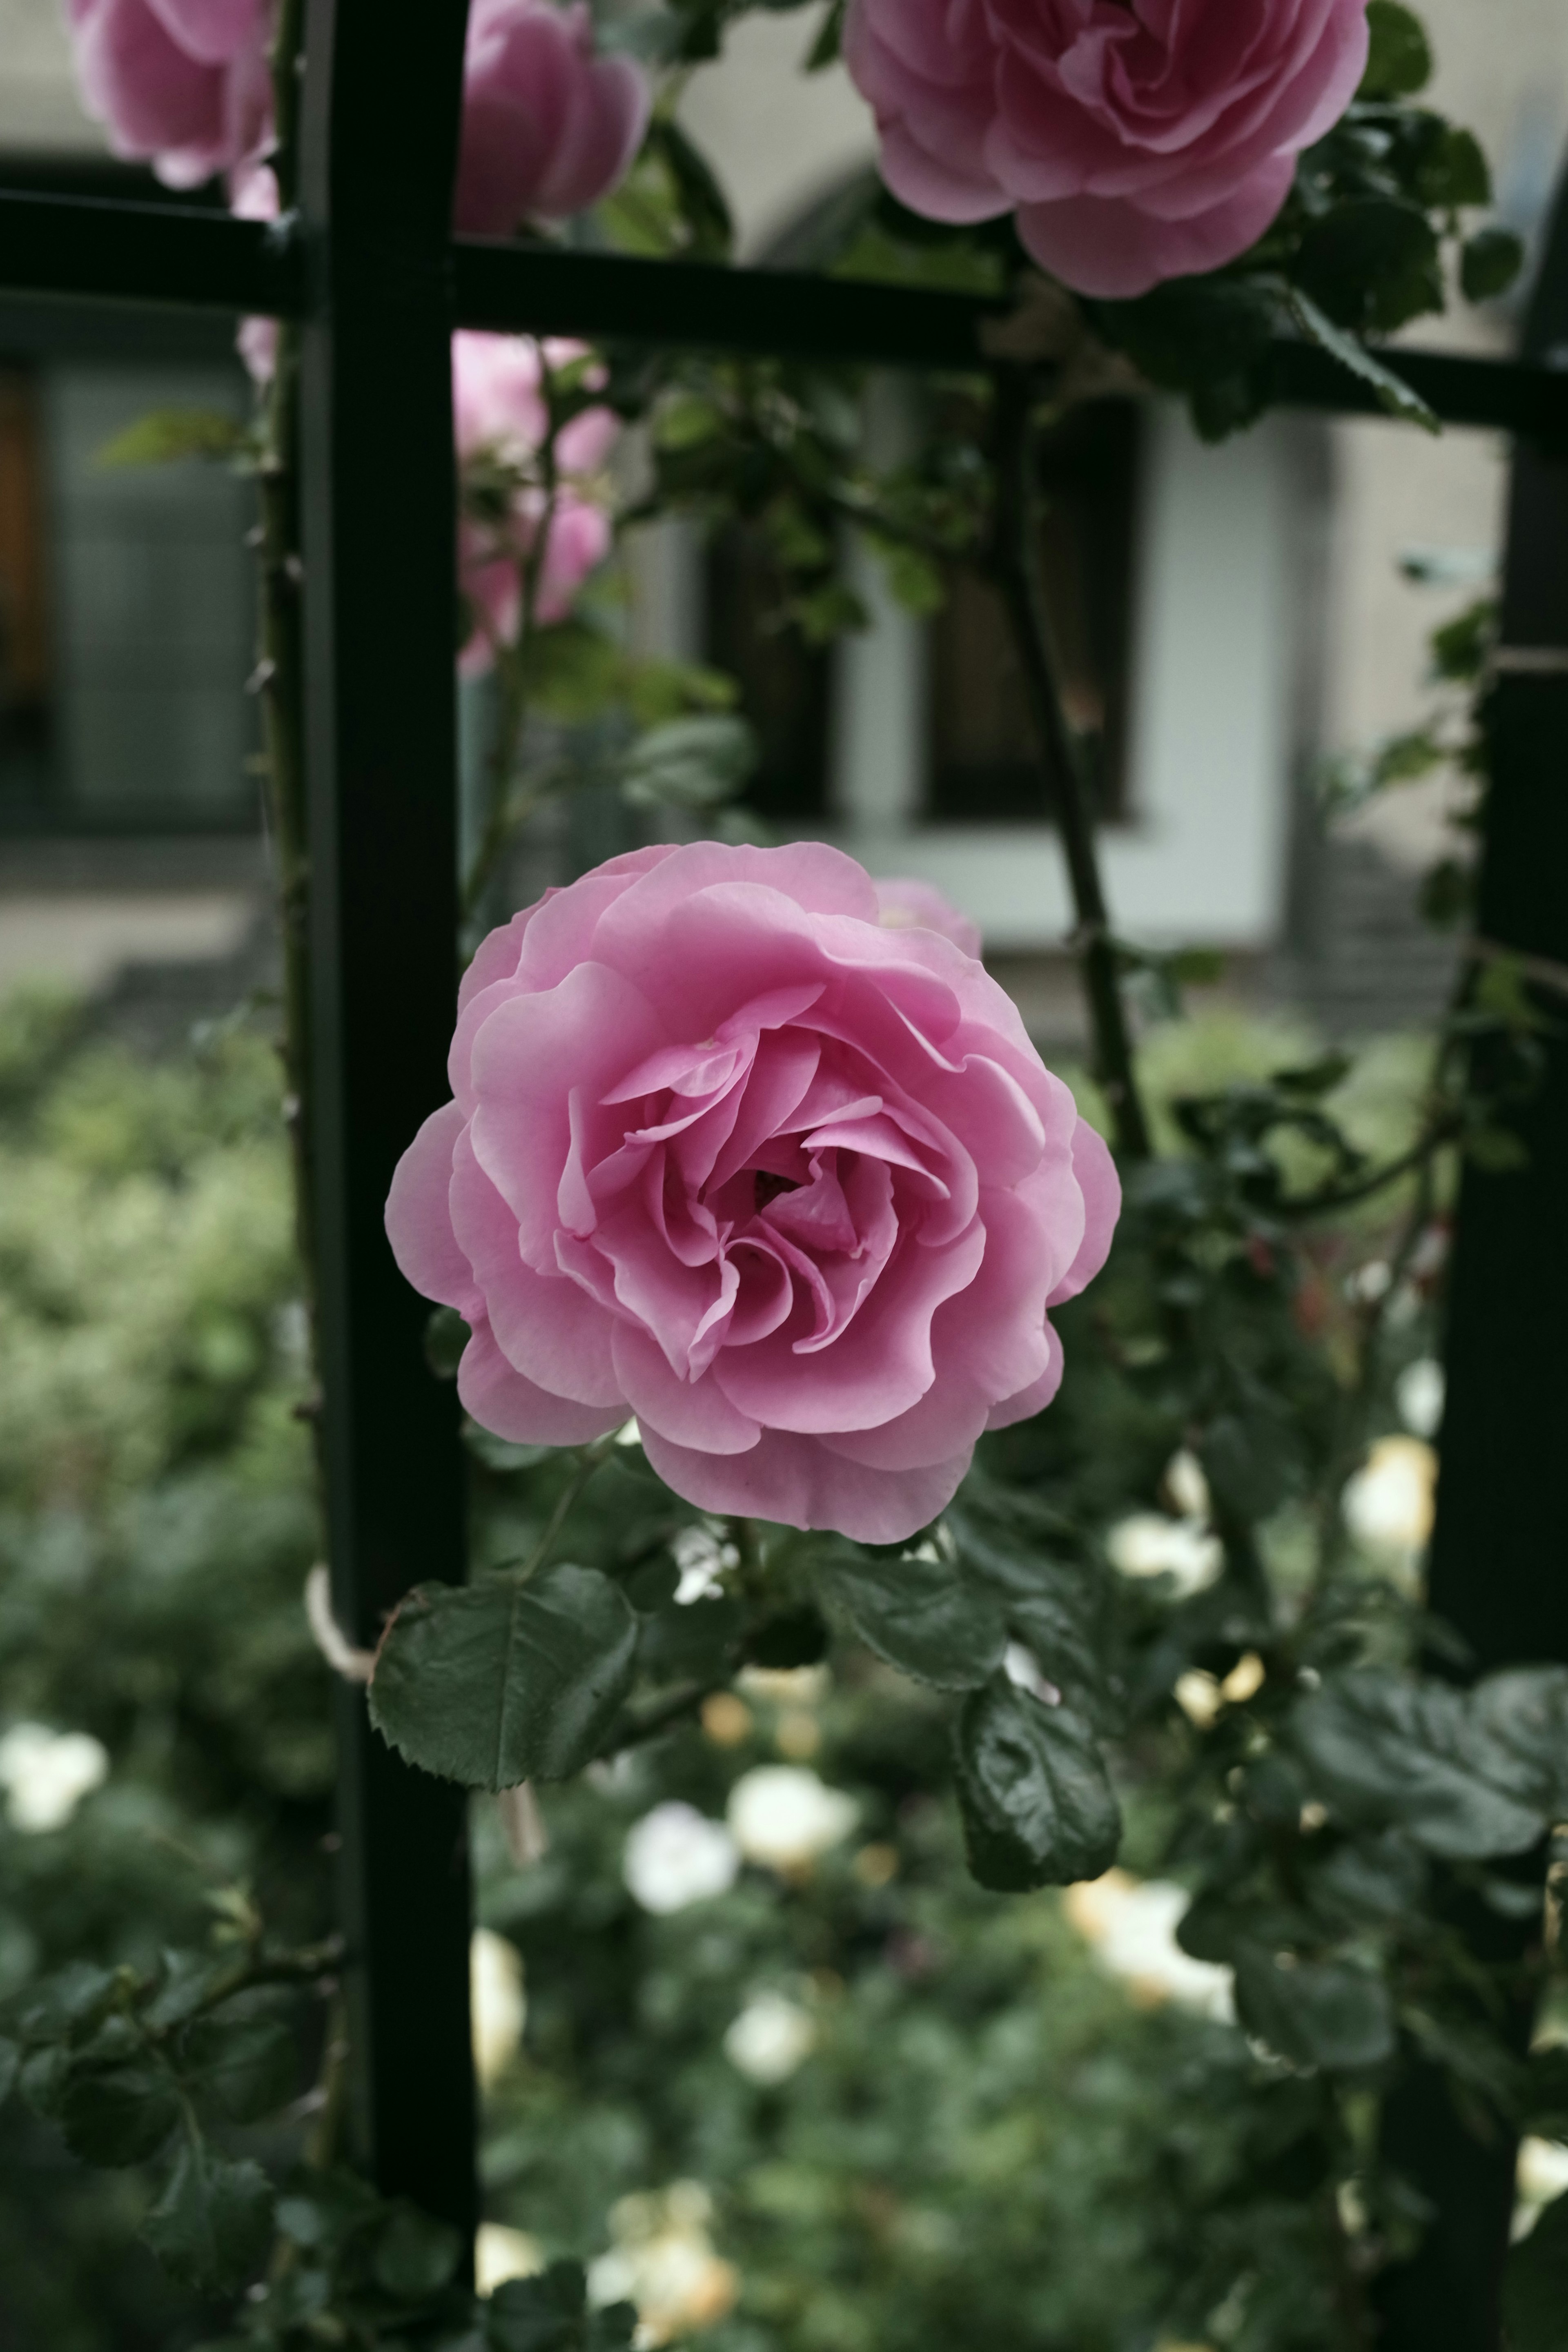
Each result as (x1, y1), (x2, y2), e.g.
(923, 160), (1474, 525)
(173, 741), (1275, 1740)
(1292, 1672), (1548, 1860)
(370, 1563), (639, 1790)
(1503, 2185), (1568, 2349)
(183, 2012), (296, 2125)
(1359, 0), (1431, 98)
(953, 1678), (1120, 1892)
(1233, 1947), (1396, 2072)
(140, 2138), (274, 2292)
(1286, 289), (1439, 433)
(96, 407), (247, 470)
(60, 2056), (181, 2165)
(817, 1546), (1006, 1690)
(1294, 200), (1444, 338)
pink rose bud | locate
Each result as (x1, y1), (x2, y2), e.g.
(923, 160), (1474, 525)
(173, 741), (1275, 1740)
(387, 843), (1119, 1543)
(455, 0), (651, 235)
(844, 0), (1372, 300)
(66, 0), (274, 189)
(873, 878), (983, 961)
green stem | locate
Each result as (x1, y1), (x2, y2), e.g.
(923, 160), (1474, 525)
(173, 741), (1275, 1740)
(460, 393), (565, 943)
(519, 1430), (620, 1581)
(989, 367), (1151, 1162)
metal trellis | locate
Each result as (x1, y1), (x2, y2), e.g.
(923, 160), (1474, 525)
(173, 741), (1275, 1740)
(2, 20), (1565, 2339)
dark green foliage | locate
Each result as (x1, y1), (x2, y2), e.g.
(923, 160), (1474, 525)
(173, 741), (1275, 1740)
(369, 1564), (641, 1789)
(953, 1679), (1121, 1891)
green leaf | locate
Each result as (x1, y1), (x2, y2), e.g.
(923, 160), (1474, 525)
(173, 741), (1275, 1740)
(1233, 1947), (1396, 2072)
(621, 713), (758, 811)
(182, 2012), (296, 2125)
(1292, 1672), (1548, 1860)
(0, 2036), (18, 2107)
(817, 1545), (1006, 1691)
(1462, 226), (1526, 303)
(369, 1563), (639, 1790)
(1416, 127), (1490, 211)
(1359, 0), (1432, 98)
(95, 407), (247, 469)
(1286, 289), (1439, 432)
(371, 2202), (463, 2299)
(140, 2139), (274, 2291)
(952, 1679), (1121, 1893)
(1472, 1666), (1568, 1815)
(488, 2259), (592, 2352)
(1503, 2185), (1568, 2350)
(648, 118), (733, 263)
(804, 0), (844, 69)
(1294, 200), (1444, 336)
(59, 2058), (181, 2166)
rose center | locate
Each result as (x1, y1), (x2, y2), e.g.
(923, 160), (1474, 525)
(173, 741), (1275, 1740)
(753, 1169), (800, 1212)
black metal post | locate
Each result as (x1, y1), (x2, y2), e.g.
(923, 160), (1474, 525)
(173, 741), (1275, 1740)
(1376, 163), (1568, 2352)
(297, 0), (477, 2240)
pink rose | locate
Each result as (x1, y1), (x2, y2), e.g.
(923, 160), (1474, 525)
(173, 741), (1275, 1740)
(873, 877), (983, 960)
(455, 0), (650, 236)
(453, 331), (618, 670)
(386, 842), (1119, 1543)
(66, 0), (274, 189)
(844, 0), (1371, 300)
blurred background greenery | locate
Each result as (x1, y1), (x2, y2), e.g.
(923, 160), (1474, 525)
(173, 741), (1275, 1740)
(5, 978), (1514, 2352)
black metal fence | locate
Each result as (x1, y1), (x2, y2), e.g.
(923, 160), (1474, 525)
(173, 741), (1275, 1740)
(4, 3), (1566, 2337)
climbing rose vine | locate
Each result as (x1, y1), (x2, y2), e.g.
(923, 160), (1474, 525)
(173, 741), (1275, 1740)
(386, 843), (1118, 1542)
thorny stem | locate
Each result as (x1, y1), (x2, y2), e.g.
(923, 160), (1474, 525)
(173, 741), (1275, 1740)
(989, 367), (1152, 1162)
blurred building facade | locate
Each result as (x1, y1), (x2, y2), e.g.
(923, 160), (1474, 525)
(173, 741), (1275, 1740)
(0, 0), (1565, 1036)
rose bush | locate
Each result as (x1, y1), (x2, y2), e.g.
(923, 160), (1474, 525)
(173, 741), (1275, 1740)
(455, 0), (650, 235)
(387, 843), (1117, 1542)
(453, 330), (619, 670)
(66, 0), (273, 187)
(844, 0), (1372, 298)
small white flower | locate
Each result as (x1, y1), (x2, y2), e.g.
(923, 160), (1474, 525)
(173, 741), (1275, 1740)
(727, 1766), (856, 1872)
(588, 2183), (738, 2345)
(624, 1802), (739, 1915)
(1343, 1437), (1436, 1555)
(723, 1991), (817, 2084)
(1106, 1514), (1223, 1597)
(1395, 1358), (1445, 1439)
(1515, 2136), (1568, 2240)
(474, 2221), (545, 2296)
(1064, 1871), (1234, 2022)
(670, 1523), (738, 1606)
(470, 1928), (525, 2087)
(0, 1723), (108, 1832)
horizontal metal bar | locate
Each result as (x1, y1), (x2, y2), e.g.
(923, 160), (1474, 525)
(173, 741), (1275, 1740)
(451, 237), (1004, 368)
(1266, 338), (1568, 440)
(0, 187), (302, 316)
(3, 184), (1567, 439)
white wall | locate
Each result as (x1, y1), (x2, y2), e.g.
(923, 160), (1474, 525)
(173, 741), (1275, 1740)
(835, 404), (1301, 952)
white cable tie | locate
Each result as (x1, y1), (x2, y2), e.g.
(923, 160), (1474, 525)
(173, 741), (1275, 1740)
(304, 1565), (376, 1685)
(496, 1783), (550, 1866)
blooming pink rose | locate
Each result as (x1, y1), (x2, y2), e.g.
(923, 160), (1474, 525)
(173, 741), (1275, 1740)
(67, 0), (273, 189)
(844, 0), (1371, 299)
(874, 877), (983, 960)
(452, 331), (618, 671)
(386, 842), (1119, 1542)
(456, 0), (650, 235)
